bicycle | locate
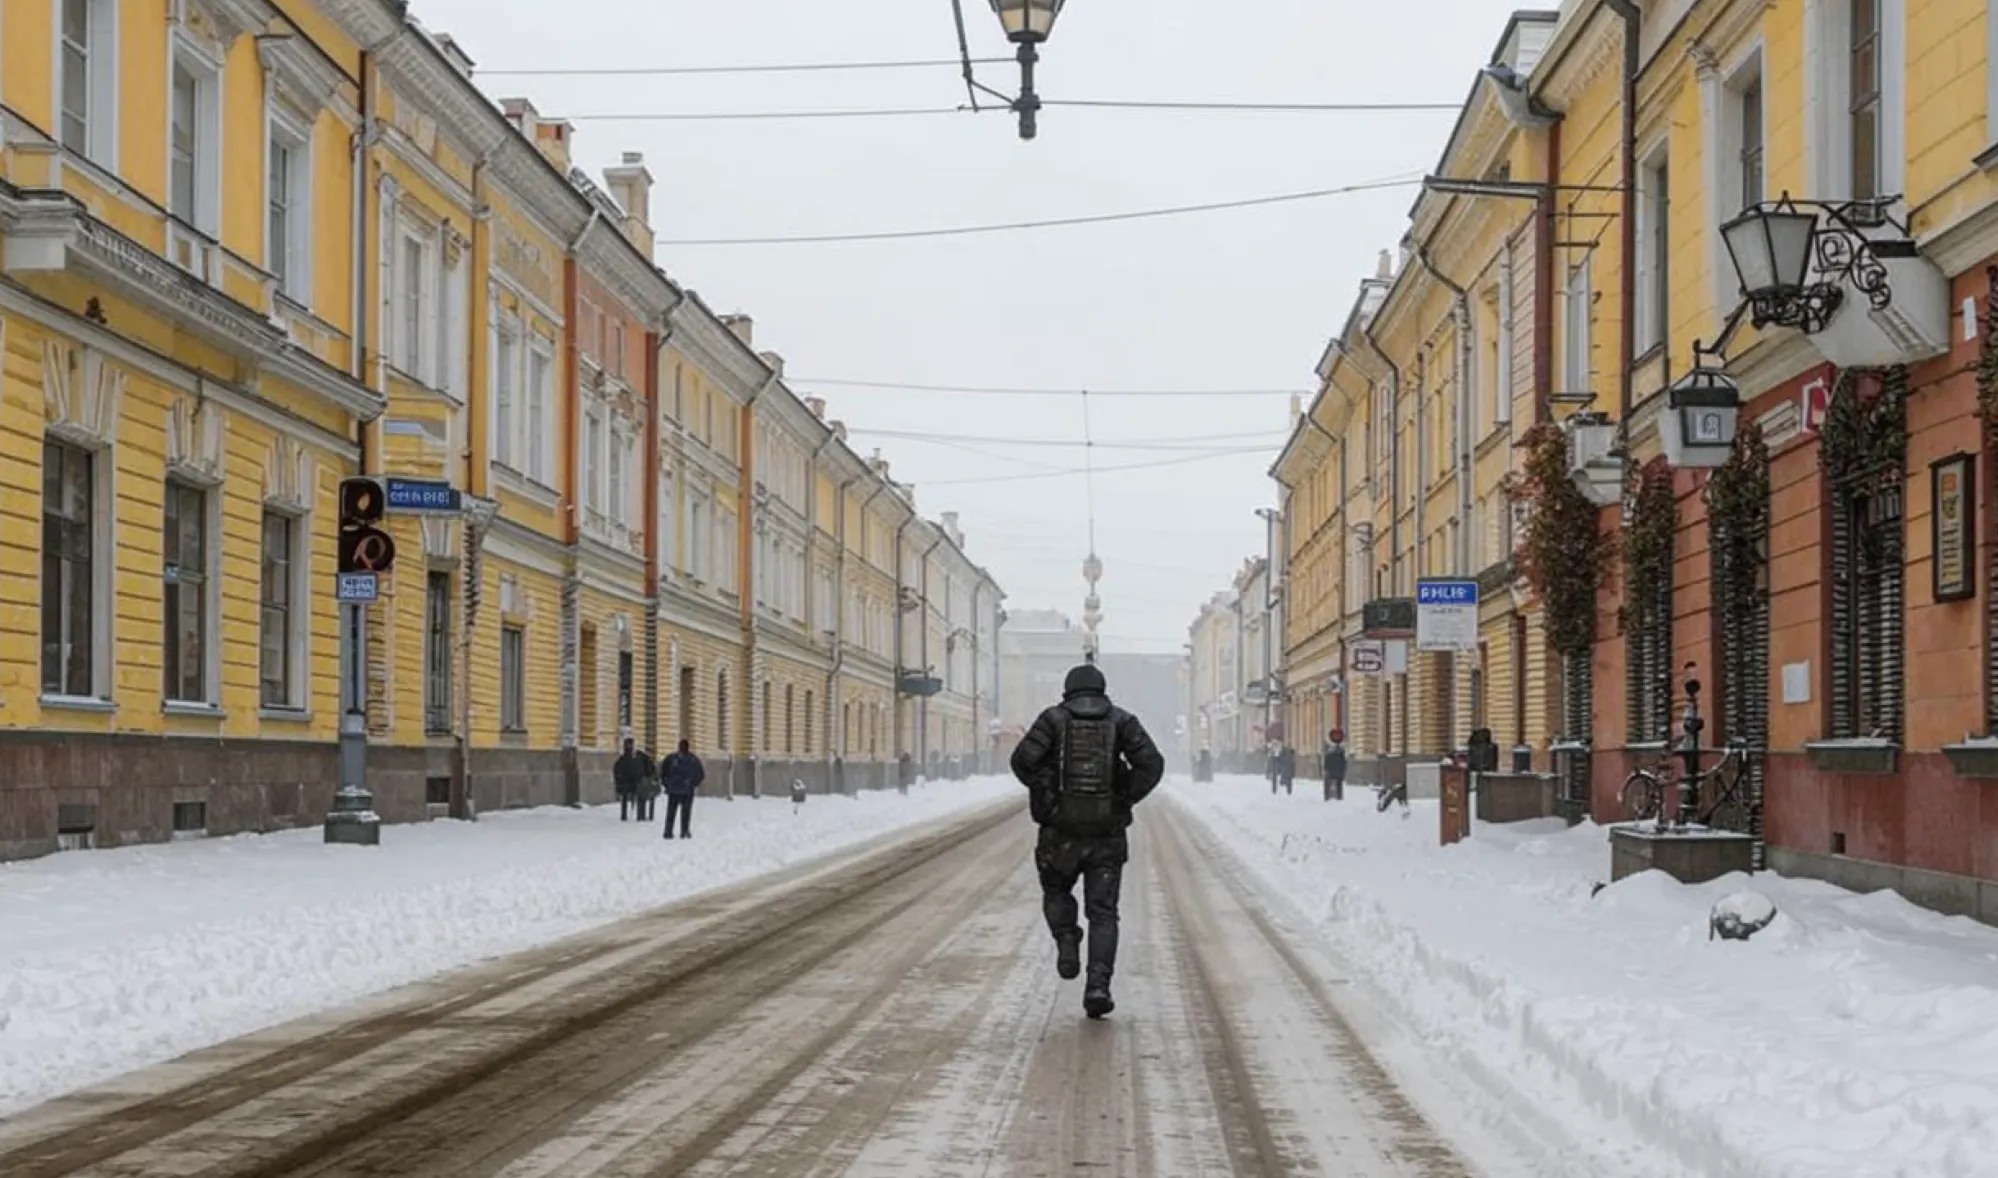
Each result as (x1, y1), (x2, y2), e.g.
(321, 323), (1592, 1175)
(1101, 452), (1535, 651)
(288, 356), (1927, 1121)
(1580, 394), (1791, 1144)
(1374, 780), (1409, 816)
(1691, 740), (1754, 831)
(1617, 752), (1677, 822)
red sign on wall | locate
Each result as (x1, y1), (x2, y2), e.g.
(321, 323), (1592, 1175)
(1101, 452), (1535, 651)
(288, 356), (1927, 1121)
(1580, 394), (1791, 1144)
(1799, 371), (1833, 437)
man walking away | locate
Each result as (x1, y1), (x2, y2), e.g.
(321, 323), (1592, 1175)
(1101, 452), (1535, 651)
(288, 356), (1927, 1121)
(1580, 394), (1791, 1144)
(1323, 730), (1347, 801)
(661, 739), (705, 839)
(1011, 662), (1166, 1020)
(1278, 745), (1296, 795)
(614, 737), (650, 821)
(637, 751), (661, 822)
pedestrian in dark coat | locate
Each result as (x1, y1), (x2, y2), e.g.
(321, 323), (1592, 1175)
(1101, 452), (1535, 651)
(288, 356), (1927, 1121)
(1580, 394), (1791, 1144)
(1278, 745), (1296, 794)
(660, 740), (705, 840)
(1011, 662), (1166, 1021)
(1323, 732), (1347, 801)
(613, 738), (652, 821)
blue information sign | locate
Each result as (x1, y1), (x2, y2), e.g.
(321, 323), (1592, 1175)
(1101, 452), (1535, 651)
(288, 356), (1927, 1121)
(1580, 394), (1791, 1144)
(1416, 579), (1479, 651)
(335, 572), (380, 603)
(384, 478), (462, 514)
(1417, 580), (1478, 606)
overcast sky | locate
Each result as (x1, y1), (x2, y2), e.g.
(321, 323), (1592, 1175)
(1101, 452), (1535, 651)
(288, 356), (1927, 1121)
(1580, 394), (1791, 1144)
(418, 0), (1524, 653)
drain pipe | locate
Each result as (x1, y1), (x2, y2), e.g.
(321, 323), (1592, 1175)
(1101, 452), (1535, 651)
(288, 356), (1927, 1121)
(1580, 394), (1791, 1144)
(1605, 0), (1641, 434)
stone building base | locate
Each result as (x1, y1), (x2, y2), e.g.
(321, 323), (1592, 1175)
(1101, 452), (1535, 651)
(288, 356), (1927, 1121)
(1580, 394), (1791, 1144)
(1768, 846), (1998, 928)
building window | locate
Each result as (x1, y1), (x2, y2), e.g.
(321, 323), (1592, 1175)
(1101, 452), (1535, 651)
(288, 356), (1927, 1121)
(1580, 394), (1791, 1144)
(267, 120), (312, 303)
(500, 625), (526, 732)
(259, 512), (294, 708)
(688, 496), (709, 580)
(608, 320), (624, 380)
(425, 571), (452, 733)
(762, 680), (773, 751)
(1849, 0), (1881, 201)
(60, 0), (117, 165)
(1738, 76), (1764, 210)
(398, 233), (430, 380)
(618, 649), (634, 729)
(170, 63), (198, 221)
(495, 326), (518, 468)
(527, 345), (552, 483)
(584, 408), (604, 514)
(42, 439), (97, 698)
(162, 481), (209, 703)
(1562, 259), (1592, 397)
(716, 671), (731, 752)
(1636, 149), (1670, 357)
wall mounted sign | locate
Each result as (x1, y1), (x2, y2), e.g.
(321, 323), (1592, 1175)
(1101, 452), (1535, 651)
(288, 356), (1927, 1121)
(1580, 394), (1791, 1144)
(1932, 452), (1975, 603)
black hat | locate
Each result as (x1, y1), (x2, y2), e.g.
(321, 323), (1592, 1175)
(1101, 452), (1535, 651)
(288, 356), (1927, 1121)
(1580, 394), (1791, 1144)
(1063, 663), (1107, 697)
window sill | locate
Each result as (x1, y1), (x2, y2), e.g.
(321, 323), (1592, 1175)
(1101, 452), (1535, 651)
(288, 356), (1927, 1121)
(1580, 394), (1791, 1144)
(163, 701), (224, 719)
(41, 694), (115, 714)
(1975, 141), (1998, 173)
(1804, 739), (1899, 776)
(500, 728), (529, 743)
(260, 706), (314, 724)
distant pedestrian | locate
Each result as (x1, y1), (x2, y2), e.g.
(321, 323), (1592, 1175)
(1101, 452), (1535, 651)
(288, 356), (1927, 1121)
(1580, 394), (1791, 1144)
(661, 739), (705, 840)
(1323, 730), (1347, 801)
(1277, 745), (1296, 795)
(1011, 661), (1166, 1020)
(614, 737), (652, 821)
(637, 751), (661, 822)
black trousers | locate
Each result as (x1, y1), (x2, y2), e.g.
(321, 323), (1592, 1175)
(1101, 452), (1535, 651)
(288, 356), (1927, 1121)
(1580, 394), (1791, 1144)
(618, 793), (635, 820)
(1035, 827), (1129, 983)
(636, 793), (656, 821)
(663, 794), (693, 838)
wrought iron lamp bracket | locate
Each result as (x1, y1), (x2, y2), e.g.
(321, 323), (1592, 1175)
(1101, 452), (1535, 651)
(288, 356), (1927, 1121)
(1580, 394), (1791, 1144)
(1747, 195), (1913, 334)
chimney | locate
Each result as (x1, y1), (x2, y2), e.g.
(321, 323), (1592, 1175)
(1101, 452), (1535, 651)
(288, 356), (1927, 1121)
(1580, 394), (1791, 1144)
(535, 118), (574, 173)
(805, 396), (827, 419)
(830, 420), (848, 440)
(758, 350), (784, 378)
(501, 97), (539, 139)
(1376, 248), (1394, 280)
(721, 314), (753, 347)
(941, 511), (962, 545)
(602, 151), (655, 260)
(435, 33), (475, 79)
(1289, 393), (1302, 424)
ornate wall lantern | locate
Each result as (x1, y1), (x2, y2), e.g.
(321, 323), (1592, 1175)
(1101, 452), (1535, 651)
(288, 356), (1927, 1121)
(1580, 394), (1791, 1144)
(1661, 340), (1741, 470)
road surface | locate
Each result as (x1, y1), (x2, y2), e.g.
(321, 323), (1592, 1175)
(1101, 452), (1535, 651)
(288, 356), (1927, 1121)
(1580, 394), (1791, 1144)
(0, 798), (1476, 1177)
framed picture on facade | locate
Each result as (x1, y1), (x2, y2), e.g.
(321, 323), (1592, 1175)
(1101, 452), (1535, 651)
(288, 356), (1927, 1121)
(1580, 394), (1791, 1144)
(1932, 452), (1975, 603)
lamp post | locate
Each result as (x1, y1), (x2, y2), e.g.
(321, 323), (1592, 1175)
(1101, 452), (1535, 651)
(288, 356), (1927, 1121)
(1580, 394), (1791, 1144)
(987, 0), (1067, 140)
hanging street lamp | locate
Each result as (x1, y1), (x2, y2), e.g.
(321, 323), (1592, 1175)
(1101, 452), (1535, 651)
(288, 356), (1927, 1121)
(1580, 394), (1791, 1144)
(1661, 340), (1741, 470)
(1717, 193), (1915, 336)
(987, 0), (1067, 140)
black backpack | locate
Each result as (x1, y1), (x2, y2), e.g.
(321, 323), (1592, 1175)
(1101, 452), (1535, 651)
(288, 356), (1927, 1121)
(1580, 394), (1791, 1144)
(1056, 712), (1120, 833)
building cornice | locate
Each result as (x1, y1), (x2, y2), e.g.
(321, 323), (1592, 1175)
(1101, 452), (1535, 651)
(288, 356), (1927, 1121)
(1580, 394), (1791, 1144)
(575, 217), (676, 321)
(671, 304), (770, 401)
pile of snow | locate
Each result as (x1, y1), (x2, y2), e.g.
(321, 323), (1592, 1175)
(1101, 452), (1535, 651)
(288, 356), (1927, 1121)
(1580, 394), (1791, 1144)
(0, 778), (1016, 1117)
(1175, 776), (1998, 1178)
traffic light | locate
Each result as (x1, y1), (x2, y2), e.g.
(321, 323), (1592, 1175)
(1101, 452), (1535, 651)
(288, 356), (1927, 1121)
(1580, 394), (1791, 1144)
(338, 476), (396, 574)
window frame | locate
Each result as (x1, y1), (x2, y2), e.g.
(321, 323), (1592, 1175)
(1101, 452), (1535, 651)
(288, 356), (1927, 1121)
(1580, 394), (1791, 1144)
(265, 106), (314, 304)
(500, 624), (527, 733)
(166, 31), (223, 236)
(493, 315), (520, 470)
(1634, 142), (1671, 358)
(424, 569), (453, 734)
(526, 337), (555, 486)
(161, 477), (218, 707)
(1805, 0), (1903, 202)
(58, 0), (119, 168)
(394, 227), (436, 384)
(258, 508), (304, 710)
(1561, 257), (1593, 399)
(41, 434), (113, 703)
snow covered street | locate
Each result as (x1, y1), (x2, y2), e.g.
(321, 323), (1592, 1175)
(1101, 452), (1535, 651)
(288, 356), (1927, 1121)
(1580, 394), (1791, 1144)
(0, 778), (1014, 1118)
(1173, 776), (1998, 1178)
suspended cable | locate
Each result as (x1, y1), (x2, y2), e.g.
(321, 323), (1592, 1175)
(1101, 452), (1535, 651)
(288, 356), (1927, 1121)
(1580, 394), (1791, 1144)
(567, 106), (985, 122)
(794, 378), (1308, 396)
(659, 175), (1425, 246)
(1044, 98), (1461, 112)
(476, 57), (1006, 77)
(845, 425), (1288, 449)
(922, 447), (1271, 486)
(563, 100), (1459, 122)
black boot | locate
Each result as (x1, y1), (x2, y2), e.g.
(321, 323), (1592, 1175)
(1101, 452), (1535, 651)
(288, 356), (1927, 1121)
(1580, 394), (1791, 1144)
(1055, 933), (1081, 981)
(1083, 968), (1114, 1019)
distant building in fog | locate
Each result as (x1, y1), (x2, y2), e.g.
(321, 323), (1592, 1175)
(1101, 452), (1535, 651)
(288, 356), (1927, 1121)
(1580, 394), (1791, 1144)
(997, 609), (1186, 758)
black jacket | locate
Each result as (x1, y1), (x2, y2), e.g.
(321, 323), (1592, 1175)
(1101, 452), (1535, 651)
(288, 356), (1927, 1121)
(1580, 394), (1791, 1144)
(613, 751), (654, 796)
(1010, 691), (1166, 831)
(661, 751), (706, 798)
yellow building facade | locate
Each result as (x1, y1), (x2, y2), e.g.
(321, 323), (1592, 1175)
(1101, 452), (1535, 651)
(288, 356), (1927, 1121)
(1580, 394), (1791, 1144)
(0, 0), (1003, 859)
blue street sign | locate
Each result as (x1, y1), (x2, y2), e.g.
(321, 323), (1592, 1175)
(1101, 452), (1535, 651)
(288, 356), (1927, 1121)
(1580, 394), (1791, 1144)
(335, 572), (380, 603)
(384, 477), (462, 514)
(1417, 580), (1479, 606)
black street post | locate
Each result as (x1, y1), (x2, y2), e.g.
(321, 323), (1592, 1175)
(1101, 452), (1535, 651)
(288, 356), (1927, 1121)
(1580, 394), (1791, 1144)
(1013, 40), (1041, 140)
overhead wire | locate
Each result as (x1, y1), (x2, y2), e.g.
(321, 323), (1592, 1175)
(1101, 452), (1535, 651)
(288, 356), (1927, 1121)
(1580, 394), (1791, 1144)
(792, 378), (1308, 396)
(920, 446), (1272, 486)
(561, 100), (1459, 122)
(660, 175), (1425, 245)
(844, 426), (1288, 450)
(476, 57), (1008, 77)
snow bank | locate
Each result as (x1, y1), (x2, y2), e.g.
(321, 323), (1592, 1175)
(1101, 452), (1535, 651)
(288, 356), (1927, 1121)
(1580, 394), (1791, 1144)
(0, 778), (1016, 1117)
(1176, 777), (1998, 1178)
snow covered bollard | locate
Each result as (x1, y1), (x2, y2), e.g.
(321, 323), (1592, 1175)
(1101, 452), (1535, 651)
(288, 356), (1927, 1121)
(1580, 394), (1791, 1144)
(1709, 890), (1778, 941)
(791, 778), (808, 815)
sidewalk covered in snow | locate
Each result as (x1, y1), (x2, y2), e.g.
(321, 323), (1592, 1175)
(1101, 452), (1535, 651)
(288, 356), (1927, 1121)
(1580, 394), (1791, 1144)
(1175, 776), (1998, 1178)
(0, 779), (1015, 1118)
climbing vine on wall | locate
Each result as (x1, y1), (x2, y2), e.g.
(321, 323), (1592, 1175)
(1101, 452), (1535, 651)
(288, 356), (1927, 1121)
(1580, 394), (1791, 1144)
(1620, 459), (1676, 742)
(1819, 364), (1908, 743)
(1515, 422), (1613, 657)
(1705, 420), (1770, 857)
